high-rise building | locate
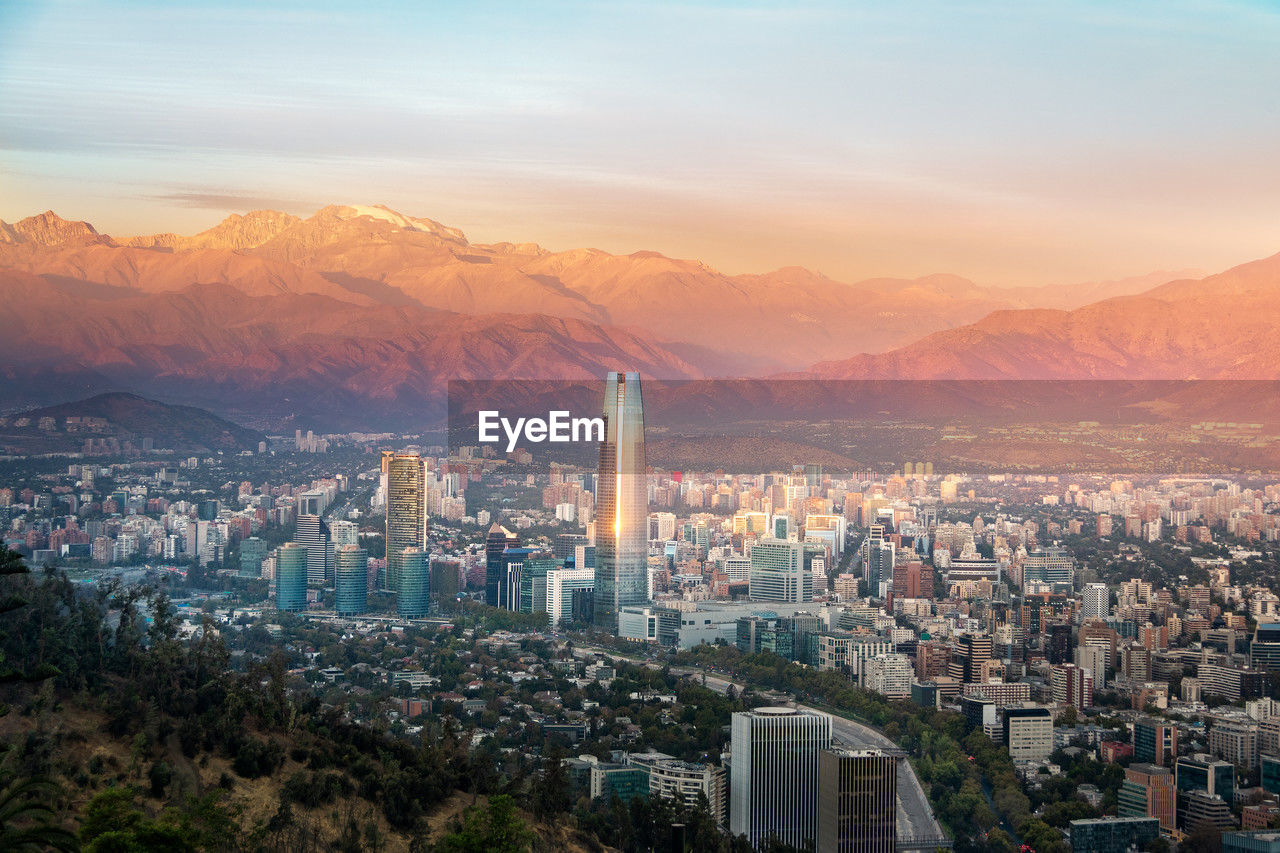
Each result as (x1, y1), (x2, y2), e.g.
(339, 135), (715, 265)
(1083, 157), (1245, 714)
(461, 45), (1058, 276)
(1050, 663), (1094, 711)
(864, 654), (914, 700)
(749, 538), (812, 603)
(1022, 547), (1075, 591)
(294, 514), (332, 586)
(1082, 582), (1110, 620)
(397, 547), (430, 618)
(730, 707), (833, 849)
(817, 748), (897, 853)
(593, 372), (648, 632)
(1134, 718), (1179, 767)
(1003, 706), (1053, 763)
(385, 452), (425, 593)
(866, 539), (894, 598)
(1176, 753), (1235, 801)
(239, 536), (268, 577)
(485, 523), (520, 607)
(497, 547), (536, 611)
(1075, 643), (1108, 689)
(275, 542), (307, 612)
(335, 544), (368, 617)
(891, 561), (933, 601)
(1118, 763), (1176, 831)
(546, 567), (595, 627)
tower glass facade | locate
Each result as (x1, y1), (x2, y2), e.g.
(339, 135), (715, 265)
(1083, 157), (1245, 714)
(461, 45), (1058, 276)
(593, 371), (648, 632)
(275, 542), (307, 612)
(335, 544), (368, 617)
(397, 547), (430, 618)
(817, 748), (897, 853)
(384, 452), (425, 593)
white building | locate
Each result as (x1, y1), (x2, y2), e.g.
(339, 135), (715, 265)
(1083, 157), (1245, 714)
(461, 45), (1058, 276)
(863, 653), (914, 699)
(545, 567), (594, 627)
(730, 707), (832, 849)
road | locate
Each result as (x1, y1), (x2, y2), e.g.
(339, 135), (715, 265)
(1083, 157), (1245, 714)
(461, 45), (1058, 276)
(577, 647), (949, 847)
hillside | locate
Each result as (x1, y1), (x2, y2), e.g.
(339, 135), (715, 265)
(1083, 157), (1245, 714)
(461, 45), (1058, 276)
(1, 392), (264, 454)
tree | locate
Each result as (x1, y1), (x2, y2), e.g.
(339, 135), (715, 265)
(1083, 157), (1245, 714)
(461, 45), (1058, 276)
(435, 795), (534, 853)
(531, 745), (571, 821)
(0, 549), (62, 692)
(0, 769), (77, 852)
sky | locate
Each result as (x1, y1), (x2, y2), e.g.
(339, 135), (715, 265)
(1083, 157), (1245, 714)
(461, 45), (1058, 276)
(2, 0), (1279, 287)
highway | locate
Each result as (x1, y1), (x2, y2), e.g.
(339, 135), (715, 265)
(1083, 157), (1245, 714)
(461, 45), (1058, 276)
(576, 647), (950, 848)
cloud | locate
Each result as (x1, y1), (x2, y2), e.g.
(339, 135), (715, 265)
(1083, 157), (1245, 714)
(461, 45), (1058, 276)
(151, 191), (319, 213)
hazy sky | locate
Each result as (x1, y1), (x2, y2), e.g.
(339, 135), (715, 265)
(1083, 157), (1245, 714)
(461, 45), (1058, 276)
(2, 0), (1278, 286)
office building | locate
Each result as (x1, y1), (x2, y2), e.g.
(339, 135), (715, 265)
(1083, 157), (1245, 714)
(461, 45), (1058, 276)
(518, 555), (558, 615)
(384, 452), (425, 592)
(239, 536), (267, 577)
(294, 514), (332, 586)
(817, 748), (896, 853)
(1211, 721), (1260, 770)
(334, 544), (368, 617)
(1253, 622), (1280, 671)
(1068, 817), (1158, 853)
(730, 707), (833, 850)
(1081, 583), (1109, 620)
(1004, 706), (1054, 763)
(750, 538), (811, 604)
(485, 523), (520, 607)
(1181, 790), (1236, 834)
(891, 561), (933, 601)
(1224, 831), (1280, 853)
(866, 539), (894, 599)
(546, 567), (595, 627)
(593, 372), (648, 632)
(1118, 763), (1176, 831)
(1134, 718), (1178, 767)
(1263, 754), (1280, 796)
(275, 542), (307, 612)
(1177, 753), (1235, 802)
(1022, 547), (1075, 592)
(397, 547), (430, 618)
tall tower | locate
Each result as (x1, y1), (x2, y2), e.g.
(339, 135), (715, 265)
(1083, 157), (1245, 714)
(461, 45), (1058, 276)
(294, 514), (331, 586)
(397, 547), (430, 618)
(485, 523), (520, 607)
(385, 453), (425, 593)
(817, 748), (898, 853)
(593, 371), (648, 633)
(334, 544), (368, 617)
(730, 707), (833, 849)
(275, 542), (308, 612)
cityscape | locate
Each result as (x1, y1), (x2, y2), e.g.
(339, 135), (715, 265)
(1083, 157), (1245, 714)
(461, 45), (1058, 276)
(4, 1), (1280, 851)
(2, 371), (1279, 852)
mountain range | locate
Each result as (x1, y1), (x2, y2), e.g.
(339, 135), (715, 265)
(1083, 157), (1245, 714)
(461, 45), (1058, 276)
(2, 203), (1275, 430)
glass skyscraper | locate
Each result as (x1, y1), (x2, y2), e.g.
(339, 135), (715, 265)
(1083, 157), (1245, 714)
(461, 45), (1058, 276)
(593, 371), (648, 632)
(275, 542), (308, 612)
(397, 547), (430, 618)
(334, 544), (368, 617)
(384, 452), (425, 593)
